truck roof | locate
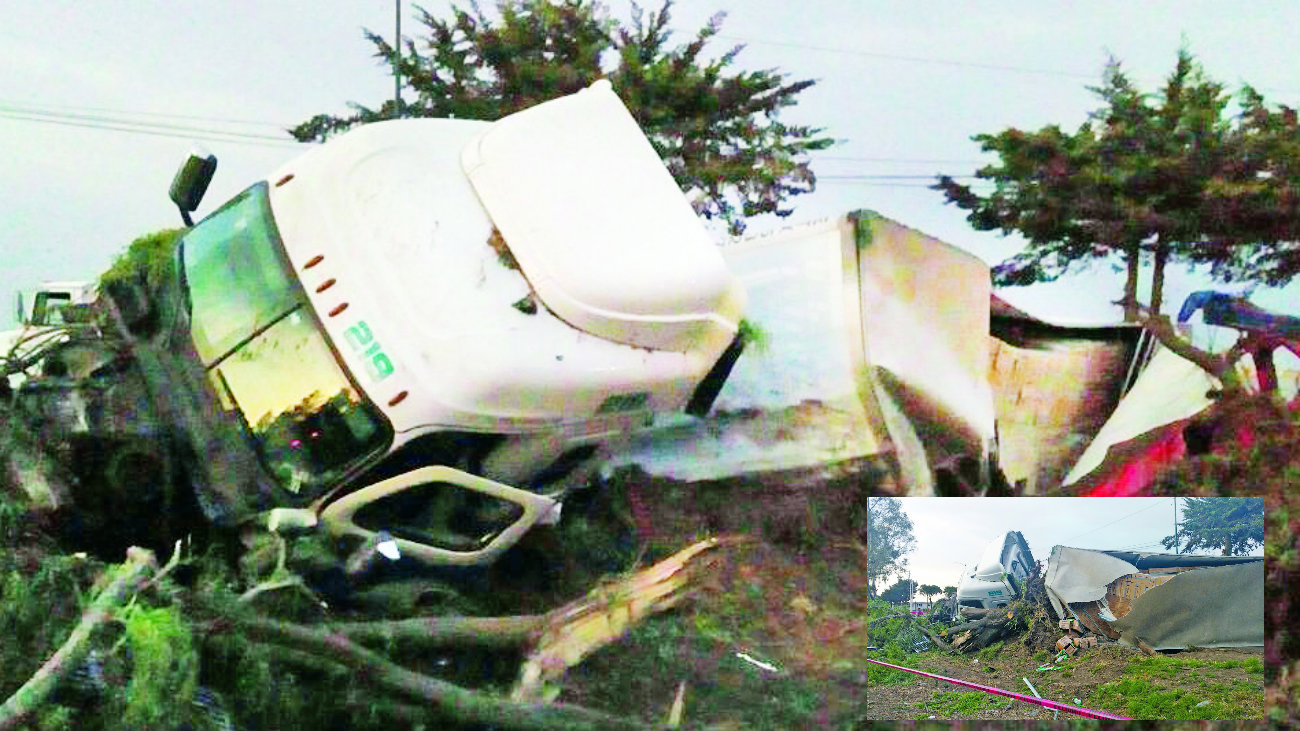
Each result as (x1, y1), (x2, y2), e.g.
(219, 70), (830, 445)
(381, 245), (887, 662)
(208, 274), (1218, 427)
(973, 530), (1033, 581)
(259, 81), (744, 434)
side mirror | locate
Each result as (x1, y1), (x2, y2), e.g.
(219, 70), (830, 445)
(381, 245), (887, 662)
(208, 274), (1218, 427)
(169, 149), (218, 226)
(14, 291), (25, 327)
(319, 466), (560, 568)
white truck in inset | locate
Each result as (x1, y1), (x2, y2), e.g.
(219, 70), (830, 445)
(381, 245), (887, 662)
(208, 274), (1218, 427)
(955, 530), (1034, 614)
(1, 81), (747, 567)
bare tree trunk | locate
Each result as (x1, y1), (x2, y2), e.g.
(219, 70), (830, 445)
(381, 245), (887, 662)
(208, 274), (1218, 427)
(1120, 241), (1142, 322)
(1150, 241), (1169, 314)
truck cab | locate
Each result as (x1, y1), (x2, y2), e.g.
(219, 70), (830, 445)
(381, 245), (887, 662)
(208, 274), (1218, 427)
(956, 530), (1034, 612)
(2, 281), (97, 388)
(165, 81), (747, 566)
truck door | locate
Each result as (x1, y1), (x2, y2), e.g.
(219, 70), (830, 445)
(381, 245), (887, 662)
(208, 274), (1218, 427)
(319, 466), (560, 567)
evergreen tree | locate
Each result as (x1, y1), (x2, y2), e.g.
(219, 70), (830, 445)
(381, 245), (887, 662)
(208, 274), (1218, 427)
(934, 48), (1298, 322)
(291, 0), (832, 235)
(918, 583), (941, 605)
(1161, 497), (1264, 555)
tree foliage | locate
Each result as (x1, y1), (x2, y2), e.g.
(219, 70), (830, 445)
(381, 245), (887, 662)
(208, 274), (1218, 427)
(935, 48), (1300, 321)
(865, 497), (915, 598)
(878, 578), (917, 604)
(291, 0), (832, 235)
(99, 228), (185, 293)
(1161, 496), (1264, 555)
(918, 583), (941, 604)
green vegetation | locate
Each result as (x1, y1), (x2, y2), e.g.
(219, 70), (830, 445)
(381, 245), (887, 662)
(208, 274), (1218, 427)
(865, 598), (922, 685)
(98, 228), (184, 291)
(1125, 654), (1264, 676)
(1091, 676), (1260, 720)
(936, 47), (1300, 320)
(920, 690), (1012, 716)
(120, 606), (201, 729)
(569, 613), (835, 729)
(1087, 654), (1264, 719)
(1160, 496), (1264, 555)
(736, 318), (770, 356)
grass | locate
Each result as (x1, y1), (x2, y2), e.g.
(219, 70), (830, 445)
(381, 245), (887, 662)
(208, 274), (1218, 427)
(566, 614), (838, 729)
(976, 641), (1004, 660)
(1088, 654), (1265, 719)
(1125, 654), (1264, 676)
(919, 690), (1012, 717)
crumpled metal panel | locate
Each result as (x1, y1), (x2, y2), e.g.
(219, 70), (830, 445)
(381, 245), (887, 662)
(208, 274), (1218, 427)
(1046, 546), (1264, 650)
(1110, 561), (1264, 650)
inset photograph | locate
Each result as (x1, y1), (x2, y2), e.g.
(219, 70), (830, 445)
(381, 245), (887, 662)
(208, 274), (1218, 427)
(866, 496), (1264, 720)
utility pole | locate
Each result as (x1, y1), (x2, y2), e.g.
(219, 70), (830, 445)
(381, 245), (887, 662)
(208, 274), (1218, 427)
(1174, 497), (1179, 555)
(394, 0), (402, 113)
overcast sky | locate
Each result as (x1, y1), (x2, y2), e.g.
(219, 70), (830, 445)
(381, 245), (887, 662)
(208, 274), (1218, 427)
(4, 2), (1300, 330)
(869, 497), (1266, 596)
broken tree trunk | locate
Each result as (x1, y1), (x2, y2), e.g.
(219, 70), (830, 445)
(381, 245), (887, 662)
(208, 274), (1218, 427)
(513, 536), (736, 702)
(943, 605), (1027, 652)
(225, 613), (649, 731)
(202, 536), (734, 730)
(0, 547), (157, 731)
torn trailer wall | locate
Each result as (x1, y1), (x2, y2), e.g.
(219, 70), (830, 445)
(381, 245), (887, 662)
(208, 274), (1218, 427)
(1044, 546), (1263, 650)
(988, 299), (1152, 494)
(605, 212), (995, 495)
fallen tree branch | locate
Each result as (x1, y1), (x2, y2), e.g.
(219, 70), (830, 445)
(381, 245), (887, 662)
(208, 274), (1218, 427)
(512, 536), (734, 702)
(223, 612), (650, 731)
(0, 547), (157, 731)
(866, 610), (953, 652)
(1138, 310), (1245, 391)
(331, 614), (546, 650)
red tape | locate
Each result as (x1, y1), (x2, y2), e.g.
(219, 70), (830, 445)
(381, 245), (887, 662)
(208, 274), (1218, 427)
(865, 657), (1133, 720)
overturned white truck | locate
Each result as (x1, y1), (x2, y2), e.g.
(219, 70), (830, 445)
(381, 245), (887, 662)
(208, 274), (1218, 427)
(954, 530), (1035, 613)
(2, 80), (748, 566)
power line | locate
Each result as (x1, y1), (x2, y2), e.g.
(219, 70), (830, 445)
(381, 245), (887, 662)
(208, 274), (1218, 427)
(0, 108), (306, 149)
(1061, 499), (1171, 544)
(718, 34), (1300, 98)
(821, 171), (977, 179)
(816, 154), (989, 165)
(716, 34), (1097, 80)
(0, 98), (287, 129)
(0, 105), (294, 141)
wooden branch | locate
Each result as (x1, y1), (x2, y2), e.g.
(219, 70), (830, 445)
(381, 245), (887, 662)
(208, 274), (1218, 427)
(0, 548), (157, 731)
(224, 612), (651, 731)
(512, 536), (735, 703)
(867, 610), (953, 652)
(1138, 310), (1244, 391)
(330, 614), (546, 650)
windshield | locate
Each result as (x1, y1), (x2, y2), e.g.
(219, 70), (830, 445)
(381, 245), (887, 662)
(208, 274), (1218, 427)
(181, 183), (390, 502)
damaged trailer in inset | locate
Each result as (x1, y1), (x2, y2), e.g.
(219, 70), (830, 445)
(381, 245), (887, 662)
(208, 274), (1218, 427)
(1043, 546), (1264, 651)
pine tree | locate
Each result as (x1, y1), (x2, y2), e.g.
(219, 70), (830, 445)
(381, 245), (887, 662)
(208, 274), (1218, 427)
(291, 0), (832, 235)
